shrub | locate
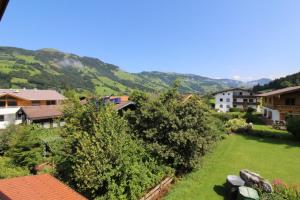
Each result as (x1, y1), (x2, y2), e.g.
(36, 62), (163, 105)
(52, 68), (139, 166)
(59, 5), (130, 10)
(126, 84), (224, 172)
(229, 107), (244, 112)
(0, 157), (29, 179)
(57, 101), (172, 200)
(260, 179), (300, 200)
(244, 112), (264, 124)
(1, 125), (63, 173)
(286, 117), (300, 138)
(246, 107), (256, 113)
(225, 118), (250, 133)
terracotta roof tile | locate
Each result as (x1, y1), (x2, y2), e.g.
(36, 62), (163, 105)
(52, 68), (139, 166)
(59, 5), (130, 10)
(0, 174), (87, 200)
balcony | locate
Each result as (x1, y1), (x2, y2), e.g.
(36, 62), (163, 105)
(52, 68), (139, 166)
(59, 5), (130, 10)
(233, 101), (259, 106)
(233, 95), (257, 98)
(275, 105), (300, 112)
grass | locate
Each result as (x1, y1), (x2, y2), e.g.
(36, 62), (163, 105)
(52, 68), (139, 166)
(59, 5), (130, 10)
(164, 134), (300, 200)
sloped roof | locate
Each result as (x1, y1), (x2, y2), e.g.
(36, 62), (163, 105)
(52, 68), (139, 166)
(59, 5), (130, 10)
(0, 89), (66, 101)
(257, 86), (300, 97)
(0, 174), (87, 200)
(22, 105), (63, 120)
(115, 101), (136, 111)
(212, 88), (253, 95)
(0, 107), (21, 115)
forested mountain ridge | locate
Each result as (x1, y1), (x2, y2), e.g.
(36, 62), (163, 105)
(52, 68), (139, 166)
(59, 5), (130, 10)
(253, 71), (300, 91)
(0, 46), (265, 95)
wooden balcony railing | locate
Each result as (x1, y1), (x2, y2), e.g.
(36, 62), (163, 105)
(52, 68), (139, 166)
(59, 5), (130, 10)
(275, 105), (300, 111)
(233, 102), (259, 106)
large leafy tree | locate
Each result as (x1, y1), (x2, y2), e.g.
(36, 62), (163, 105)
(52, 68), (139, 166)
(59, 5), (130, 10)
(57, 101), (170, 200)
(126, 82), (224, 173)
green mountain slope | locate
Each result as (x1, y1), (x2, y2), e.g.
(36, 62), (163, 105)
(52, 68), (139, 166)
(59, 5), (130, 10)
(253, 72), (300, 91)
(0, 46), (247, 95)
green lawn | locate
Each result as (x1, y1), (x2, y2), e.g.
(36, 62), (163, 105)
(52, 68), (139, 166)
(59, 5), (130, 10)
(164, 134), (300, 200)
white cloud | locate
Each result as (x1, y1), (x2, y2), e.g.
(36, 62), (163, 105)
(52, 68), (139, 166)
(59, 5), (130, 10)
(232, 75), (241, 80)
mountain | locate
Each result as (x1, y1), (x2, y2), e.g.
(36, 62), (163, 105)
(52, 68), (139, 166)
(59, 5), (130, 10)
(245, 78), (272, 87)
(253, 72), (300, 91)
(0, 46), (249, 95)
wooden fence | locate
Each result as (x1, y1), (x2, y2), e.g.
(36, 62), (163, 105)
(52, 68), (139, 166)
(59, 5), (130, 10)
(140, 177), (174, 200)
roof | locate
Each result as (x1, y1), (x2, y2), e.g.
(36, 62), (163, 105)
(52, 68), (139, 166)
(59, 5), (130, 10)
(0, 174), (87, 200)
(22, 105), (63, 120)
(0, 89), (66, 101)
(212, 88), (252, 95)
(0, 107), (21, 115)
(257, 86), (300, 97)
(115, 101), (136, 111)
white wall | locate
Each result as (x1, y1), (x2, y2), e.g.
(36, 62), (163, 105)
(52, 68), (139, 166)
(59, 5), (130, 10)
(215, 91), (233, 112)
(262, 107), (280, 122)
(0, 114), (22, 129)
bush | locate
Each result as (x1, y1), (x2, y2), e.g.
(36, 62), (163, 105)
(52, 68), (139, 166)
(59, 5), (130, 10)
(286, 117), (300, 138)
(0, 157), (29, 178)
(213, 112), (245, 122)
(1, 125), (63, 173)
(225, 118), (251, 133)
(229, 107), (244, 112)
(244, 112), (264, 124)
(126, 84), (224, 172)
(57, 101), (172, 200)
(260, 179), (300, 200)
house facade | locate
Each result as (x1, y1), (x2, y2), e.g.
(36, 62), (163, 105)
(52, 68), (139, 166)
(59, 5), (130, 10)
(214, 88), (259, 112)
(0, 89), (66, 129)
(257, 86), (300, 122)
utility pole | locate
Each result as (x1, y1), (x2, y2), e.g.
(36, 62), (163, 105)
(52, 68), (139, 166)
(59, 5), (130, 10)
(0, 0), (9, 22)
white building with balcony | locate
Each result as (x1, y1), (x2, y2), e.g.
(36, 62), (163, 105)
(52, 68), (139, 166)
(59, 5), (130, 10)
(213, 88), (259, 112)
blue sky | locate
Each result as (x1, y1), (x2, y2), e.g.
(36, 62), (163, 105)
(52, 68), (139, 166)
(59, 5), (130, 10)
(1, 0), (300, 81)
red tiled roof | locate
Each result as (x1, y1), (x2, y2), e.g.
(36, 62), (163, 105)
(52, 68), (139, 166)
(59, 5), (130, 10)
(257, 86), (300, 97)
(0, 174), (87, 200)
(22, 105), (63, 120)
(0, 89), (66, 101)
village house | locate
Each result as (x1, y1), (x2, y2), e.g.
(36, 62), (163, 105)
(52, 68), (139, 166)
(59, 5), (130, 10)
(213, 88), (259, 112)
(0, 89), (66, 129)
(80, 95), (136, 112)
(257, 86), (300, 122)
(0, 174), (87, 200)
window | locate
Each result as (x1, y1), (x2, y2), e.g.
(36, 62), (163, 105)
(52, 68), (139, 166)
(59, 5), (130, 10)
(243, 99), (248, 102)
(233, 98), (237, 102)
(226, 98), (230, 102)
(240, 92), (243, 95)
(32, 101), (41, 106)
(226, 105), (230, 108)
(250, 93), (253, 96)
(223, 93), (225, 95)
(7, 101), (17, 106)
(220, 104), (223, 108)
(249, 99), (254, 103)
(0, 115), (4, 122)
(220, 98), (223, 102)
(228, 93), (230, 95)
(285, 98), (296, 105)
(0, 101), (5, 107)
(46, 100), (56, 105)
